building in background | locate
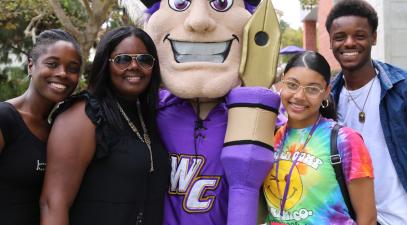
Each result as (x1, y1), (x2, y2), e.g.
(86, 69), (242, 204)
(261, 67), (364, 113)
(302, 0), (407, 71)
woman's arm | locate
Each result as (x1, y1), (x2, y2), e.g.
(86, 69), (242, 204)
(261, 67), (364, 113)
(40, 101), (96, 225)
(348, 177), (377, 225)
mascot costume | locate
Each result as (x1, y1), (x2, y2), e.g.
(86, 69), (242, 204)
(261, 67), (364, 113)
(128, 0), (281, 224)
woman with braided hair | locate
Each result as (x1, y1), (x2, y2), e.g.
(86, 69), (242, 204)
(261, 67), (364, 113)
(0, 29), (82, 225)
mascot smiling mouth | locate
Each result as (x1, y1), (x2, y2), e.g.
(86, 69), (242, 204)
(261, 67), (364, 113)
(165, 34), (238, 63)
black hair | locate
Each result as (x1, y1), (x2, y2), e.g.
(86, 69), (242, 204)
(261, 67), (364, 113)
(325, 0), (378, 33)
(87, 26), (161, 136)
(284, 51), (337, 120)
(29, 29), (82, 64)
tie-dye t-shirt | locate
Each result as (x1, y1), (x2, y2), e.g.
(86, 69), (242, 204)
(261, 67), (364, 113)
(263, 118), (373, 225)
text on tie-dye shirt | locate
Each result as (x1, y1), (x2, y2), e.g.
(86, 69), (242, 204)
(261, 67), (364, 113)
(263, 118), (373, 225)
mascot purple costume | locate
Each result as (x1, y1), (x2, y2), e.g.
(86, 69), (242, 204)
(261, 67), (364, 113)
(136, 0), (281, 224)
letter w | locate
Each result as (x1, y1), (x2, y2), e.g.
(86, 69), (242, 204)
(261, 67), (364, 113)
(170, 155), (203, 193)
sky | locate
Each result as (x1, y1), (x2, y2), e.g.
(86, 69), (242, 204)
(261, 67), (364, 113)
(272, 0), (302, 29)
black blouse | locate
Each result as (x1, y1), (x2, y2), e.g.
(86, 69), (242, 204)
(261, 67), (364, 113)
(54, 92), (169, 225)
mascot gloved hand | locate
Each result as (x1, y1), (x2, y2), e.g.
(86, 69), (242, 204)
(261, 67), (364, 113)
(124, 0), (281, 224)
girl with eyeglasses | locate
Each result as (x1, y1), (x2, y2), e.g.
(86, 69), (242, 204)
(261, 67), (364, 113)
(40, 26), (169, 225)
(261, 51), (377, 225)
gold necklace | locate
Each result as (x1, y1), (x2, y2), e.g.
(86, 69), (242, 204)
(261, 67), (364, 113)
(344, 76), (376, 123)
(117, 101), (154, 172)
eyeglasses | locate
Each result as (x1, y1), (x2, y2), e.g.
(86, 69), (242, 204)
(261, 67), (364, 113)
(109, 54), (155, 70)
(281, 80), (325, 98)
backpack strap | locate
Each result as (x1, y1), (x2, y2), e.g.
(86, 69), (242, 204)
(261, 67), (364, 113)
(330, 124), (356, 220)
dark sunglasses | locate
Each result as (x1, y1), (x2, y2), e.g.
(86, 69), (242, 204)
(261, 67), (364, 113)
(109, 54), (155, 70)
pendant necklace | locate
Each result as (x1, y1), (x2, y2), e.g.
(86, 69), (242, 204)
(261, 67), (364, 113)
(117, 100), (154, 172)
(344, 76), (376, 123)
(275, 115), (321, 215)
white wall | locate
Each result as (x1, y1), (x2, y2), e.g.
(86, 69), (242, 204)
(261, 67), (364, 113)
(387, 0), (407, 69)
(366, 0), (385, 62)
(367, 0), (407, 69)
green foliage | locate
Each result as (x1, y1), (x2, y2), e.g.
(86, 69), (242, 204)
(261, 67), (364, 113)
(59, 0), (88, 30)
(298, 0), (318, 9)
(280, 27), (303, 63)
(108, 6), (135, 29)
(0, 0), (59, 64)
(0, 66), (29, 101)
(281, 27), (303, 47)
(0, 0), (59, 99)
(279, 19), (290, 33)
(0, 0), (132, 99)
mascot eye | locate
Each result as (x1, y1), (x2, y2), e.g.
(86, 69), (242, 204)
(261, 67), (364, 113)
(168, 0), (191, 11)
(210, 0), (233, 12)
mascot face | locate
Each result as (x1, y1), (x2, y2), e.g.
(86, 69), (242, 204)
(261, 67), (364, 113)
(145, 0), (252, 99)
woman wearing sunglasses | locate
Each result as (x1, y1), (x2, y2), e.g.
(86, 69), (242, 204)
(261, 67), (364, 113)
(261, 51), (377, 225)
(40, 26), (169, 225)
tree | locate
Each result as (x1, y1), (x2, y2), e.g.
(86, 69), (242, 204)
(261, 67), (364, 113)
(0, 0), (58, 64)
(0, 0), (61, 100)
(281, 27), (303, 48)
(280, 27), (303, 63)
(0, 67), (29, 101)
(1, 0), (132, 98)
(48, 0), (117, 62)
(299, 0), (317, 10)
(279, 19), (290, 34)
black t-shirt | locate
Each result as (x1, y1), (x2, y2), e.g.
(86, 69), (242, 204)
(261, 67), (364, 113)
(55, 92), (170, 225)
(0, 102), (46, 225)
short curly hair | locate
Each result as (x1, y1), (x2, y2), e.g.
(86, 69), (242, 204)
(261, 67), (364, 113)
(325, 0), (378, 33)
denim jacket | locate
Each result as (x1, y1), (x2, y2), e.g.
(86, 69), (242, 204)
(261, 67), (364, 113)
(331, 60), (407, 192)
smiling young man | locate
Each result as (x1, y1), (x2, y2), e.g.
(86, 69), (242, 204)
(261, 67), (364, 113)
(327, 1), (407, 224)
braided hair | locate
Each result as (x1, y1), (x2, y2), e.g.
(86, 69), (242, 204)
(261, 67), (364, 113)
(29, 29), (82, 64)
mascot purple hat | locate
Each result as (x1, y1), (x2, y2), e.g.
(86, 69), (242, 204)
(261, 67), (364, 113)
(141, 0), (261, 7)
(137, 0), (281, 224)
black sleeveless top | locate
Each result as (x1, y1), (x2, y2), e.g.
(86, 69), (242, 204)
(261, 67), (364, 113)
(0, 102), (46, 225)
(54, 92), (169, 225)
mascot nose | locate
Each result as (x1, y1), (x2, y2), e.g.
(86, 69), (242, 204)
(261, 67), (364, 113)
(184, 2), (216, 33)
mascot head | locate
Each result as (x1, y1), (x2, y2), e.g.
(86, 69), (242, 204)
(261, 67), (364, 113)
(142, 0), (260, 99)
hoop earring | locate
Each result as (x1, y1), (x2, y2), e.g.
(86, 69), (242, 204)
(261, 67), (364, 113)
(321, 99), (329, 108)
(27, 74), (32, 80)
